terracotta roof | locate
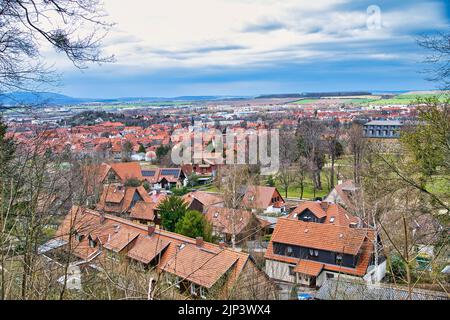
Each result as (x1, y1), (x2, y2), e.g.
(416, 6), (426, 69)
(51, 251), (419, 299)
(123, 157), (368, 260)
(242, 185), (284, 210)
(161, 244), (239, 289)
(141, 168), (184, 184)
(265, 218), (376, 277)
(294, 260), (324, 276)
(205, 207), (253, 235)
(126, 235), (170, 264)
(130, 201), (156, 221)
(288, 201), (359, 227)
(104, 185), (125, 203)
(182, 191), (224, 209)
(97, 184), (152, 214)
(98, 162), (144, 182)
(149, 192), (167, 206)
(269, 217), (367, 255)
(289, 201), (327, 219)
(55, 206), (253, 289)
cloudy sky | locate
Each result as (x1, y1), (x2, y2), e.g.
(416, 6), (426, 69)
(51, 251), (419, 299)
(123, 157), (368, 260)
(46, 0), (450, 98)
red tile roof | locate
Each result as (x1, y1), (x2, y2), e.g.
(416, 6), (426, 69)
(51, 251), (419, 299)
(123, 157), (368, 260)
(205, 207), (253, 235)
(97, 184), (152, 215)
(182, 191), (224, 210)
(242, 185), (285, 210)
(55, 206), (253, 289)
(265, 217), (376, 277)
(288, 201), (359, 227)
(129, 202), (156, 221)
(294, 260), (324, 276)
(126, 235), (170, 264)
(269, 217), (367, 255)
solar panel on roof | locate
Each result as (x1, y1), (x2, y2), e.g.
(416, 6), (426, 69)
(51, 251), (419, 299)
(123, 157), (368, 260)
(160, 169), (179, 176)
(142, 170), (156, 177)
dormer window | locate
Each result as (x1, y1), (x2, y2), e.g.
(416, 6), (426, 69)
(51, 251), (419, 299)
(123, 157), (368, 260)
(75, 231), (83, 242)
(329, 217), (335, 223)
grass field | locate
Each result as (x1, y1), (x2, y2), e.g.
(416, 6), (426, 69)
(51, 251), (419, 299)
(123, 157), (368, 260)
(195, 170), (334, 200)
(291, 93), (448, 107)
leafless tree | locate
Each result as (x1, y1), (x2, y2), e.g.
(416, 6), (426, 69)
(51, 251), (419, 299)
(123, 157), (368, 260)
(417, 32), (450, 89)
(296, 119), (326, 192)
(324, 120), (342, 189)
(0, 0), (113, 109)
(346, 123), (366, 186)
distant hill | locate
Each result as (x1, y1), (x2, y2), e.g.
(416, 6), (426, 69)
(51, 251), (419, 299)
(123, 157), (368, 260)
(300, 92), (372, 98)
(0, 92), (248, 106)
(256, 94), (302, 99)
(0, 92), (88, 106)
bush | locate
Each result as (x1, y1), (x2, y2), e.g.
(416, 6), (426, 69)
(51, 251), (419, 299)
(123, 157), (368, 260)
(124, 178), (142, 187)
(171, 186), (190, 196)
(175, 210), (212, 242)
(158, 196), (188, 232)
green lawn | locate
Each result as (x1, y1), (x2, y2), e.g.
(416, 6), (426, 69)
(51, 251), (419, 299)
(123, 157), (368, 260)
(292, 99), (320, 104)
(291, 93), (448, 107)
(271, 170), (337, 200)
(275, 182), (329, 200)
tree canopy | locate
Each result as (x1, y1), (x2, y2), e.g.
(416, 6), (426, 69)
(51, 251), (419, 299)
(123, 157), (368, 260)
(175, 210), (212, 242)
(157, 195), (188, 232)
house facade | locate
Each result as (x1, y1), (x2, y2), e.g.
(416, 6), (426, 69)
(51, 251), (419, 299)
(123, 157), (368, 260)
(265, 218), (386, 289)
(264, 201), (386, 290)
(363, 120), (403, 139)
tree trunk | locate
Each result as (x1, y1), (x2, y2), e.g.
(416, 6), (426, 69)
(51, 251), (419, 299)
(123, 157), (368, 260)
(330, 155), (335, 189)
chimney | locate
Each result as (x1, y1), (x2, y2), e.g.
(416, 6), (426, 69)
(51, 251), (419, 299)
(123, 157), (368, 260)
(196, 236), (204, 247)
(147, 225), (155, 236)
(100, 213), (105, 224)
(320, 201), (329, 210)
(219, 241), (226, 249)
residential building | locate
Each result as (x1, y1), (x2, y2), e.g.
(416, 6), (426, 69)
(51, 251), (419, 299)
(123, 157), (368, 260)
(96, 184), (152, 216)
(182, 191), (224, 213)
(205, 207), (271, 245)
(264, 216), (386, 290)
(363, 120), (403, 138)
(48, 206), (277, 300)
(288, 201), (360, 227)
(325, 180), (359, 212)
(242, 185), (285, 214)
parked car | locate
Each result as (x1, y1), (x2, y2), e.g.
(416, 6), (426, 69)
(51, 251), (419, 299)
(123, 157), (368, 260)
(297, 293), (314, 300)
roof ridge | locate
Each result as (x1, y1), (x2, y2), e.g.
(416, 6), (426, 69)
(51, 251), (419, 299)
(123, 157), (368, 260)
(77, 206), (248, 256)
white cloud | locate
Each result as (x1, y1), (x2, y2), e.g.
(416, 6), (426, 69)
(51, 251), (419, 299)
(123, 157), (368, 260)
(42, 0), (449, 73)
